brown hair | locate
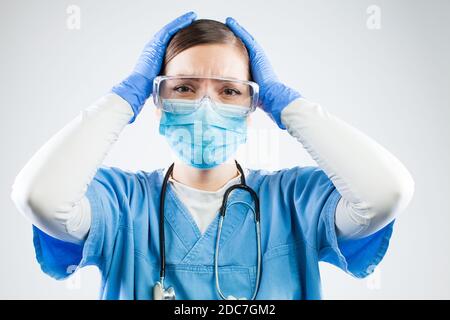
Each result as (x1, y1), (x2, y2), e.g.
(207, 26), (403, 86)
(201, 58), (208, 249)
(161, 19), (252, 80)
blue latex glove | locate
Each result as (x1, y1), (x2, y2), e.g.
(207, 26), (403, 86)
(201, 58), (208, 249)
(111, 11), (197, 124)
(225, 17), (301, 129)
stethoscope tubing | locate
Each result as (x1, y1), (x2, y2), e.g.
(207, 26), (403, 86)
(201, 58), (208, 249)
(158, 160), (262, 300)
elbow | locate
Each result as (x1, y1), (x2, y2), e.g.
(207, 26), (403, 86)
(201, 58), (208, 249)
(10, 179), (55, 224)
(11, 178), (86, 245)
(370, 172), (415, 227)
(388, 170), (415, 217)
(11, 179), (32, 217)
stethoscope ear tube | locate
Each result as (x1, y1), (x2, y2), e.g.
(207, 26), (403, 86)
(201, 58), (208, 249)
(216, 161), (262, 300)
(220, 160), (260, 222)
(158, 162), (175, 280)
(219, 183), (260, 222)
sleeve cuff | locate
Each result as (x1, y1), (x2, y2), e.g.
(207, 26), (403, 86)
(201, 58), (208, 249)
(319, 188), (396, 278)
(31, 183), (105, 280)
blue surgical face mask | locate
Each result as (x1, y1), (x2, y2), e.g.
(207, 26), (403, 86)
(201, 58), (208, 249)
(159, 98), (247, 169)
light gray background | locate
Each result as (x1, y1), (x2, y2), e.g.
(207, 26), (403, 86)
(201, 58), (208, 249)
(1, 0), (449, 299)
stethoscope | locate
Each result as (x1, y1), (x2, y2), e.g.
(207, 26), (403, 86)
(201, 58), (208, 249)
(153, 160), (262, 300)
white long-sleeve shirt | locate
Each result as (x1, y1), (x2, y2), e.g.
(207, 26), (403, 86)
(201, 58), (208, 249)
(10, 93), (415, 244)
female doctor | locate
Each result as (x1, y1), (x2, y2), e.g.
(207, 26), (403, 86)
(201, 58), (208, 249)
(11, 11), (415, 300)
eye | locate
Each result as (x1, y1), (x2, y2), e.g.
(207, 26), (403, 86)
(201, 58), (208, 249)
(174, 85), (194, 93)
(223, 88), (241, 96)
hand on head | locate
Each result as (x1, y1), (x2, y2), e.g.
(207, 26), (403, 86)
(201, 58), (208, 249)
(111, 11), (198, 123)
(225, 16), (302, 129)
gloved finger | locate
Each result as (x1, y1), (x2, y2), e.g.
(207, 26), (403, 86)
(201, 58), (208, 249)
(154, 11), (197, 45)
(225, 17), (258, 54)
(133, 11), (196, 80)
(226, 17), (278, 85)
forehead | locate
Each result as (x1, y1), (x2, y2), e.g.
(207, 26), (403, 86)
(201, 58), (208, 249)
(164, 44), (249, 81)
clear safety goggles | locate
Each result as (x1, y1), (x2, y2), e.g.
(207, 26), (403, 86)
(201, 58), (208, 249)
(153, 75), (259, 118)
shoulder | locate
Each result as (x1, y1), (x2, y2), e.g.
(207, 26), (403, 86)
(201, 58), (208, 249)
(247, 165), (330, 188)
(91, 165), (164, 194)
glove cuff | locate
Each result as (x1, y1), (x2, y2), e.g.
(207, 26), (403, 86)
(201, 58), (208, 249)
(263, 83), (302, 130)
(111, 73), (153, 124)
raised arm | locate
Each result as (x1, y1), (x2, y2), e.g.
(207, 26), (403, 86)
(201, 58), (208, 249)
(281, 98), (414, 238)
(10, 94), (133, 244)
(10, 11), (197, 244)
(226, 17), (415, 239)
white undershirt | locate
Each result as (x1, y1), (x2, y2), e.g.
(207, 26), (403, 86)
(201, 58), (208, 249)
(11, 93), (415, 244)
(168, 169), (244, 235)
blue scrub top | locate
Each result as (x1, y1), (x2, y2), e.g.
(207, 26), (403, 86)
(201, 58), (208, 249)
(32, 165), (395, 299)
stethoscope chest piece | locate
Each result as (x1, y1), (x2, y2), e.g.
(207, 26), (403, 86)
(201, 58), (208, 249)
(153, 281), (176, 300)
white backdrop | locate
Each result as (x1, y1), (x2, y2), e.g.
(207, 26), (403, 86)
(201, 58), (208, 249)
(1, 0), (449, 299)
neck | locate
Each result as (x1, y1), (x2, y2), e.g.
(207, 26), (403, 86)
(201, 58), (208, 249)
(171, 159), (240, 191)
